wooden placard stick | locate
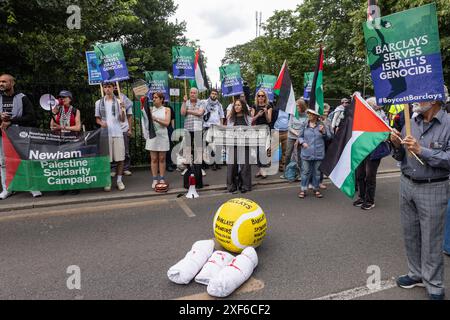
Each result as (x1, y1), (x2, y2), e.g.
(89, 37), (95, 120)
(403, 104), (412, 157)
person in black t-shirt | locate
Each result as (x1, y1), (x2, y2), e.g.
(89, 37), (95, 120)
(253, 90), (272, 178)
(0, 74), (41, 200)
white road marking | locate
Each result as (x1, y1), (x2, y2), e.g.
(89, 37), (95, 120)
(0, 199), (169, 222)
(314, 279), (397, 300)
(176, 198), (196, 218)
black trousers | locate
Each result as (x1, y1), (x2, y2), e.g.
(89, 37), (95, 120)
(356, 156), (381, 204)
(227, 146), (252, 192)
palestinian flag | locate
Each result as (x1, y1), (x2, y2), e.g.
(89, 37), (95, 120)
(189, 49), (209, 92)
(308, 46), (324, 116)
(319, 94), (391, 198)
(274, 60), (296, 116)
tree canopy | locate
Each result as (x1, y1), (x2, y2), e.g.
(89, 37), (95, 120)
(0, 0), (187, 85)
(223, 0), (450, 100)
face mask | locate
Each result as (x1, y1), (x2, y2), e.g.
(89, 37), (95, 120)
(412, 103), (432, 114)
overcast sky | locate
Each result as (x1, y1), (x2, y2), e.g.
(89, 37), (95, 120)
(171, 0), (303, 86)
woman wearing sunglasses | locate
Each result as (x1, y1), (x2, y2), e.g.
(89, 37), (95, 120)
(253, 90), (272, 178)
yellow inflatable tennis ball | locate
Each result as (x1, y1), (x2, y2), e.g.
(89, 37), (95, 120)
(213, 198), (267, 253)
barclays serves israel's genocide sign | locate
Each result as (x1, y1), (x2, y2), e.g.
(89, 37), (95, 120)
(363, 3), (445, 105)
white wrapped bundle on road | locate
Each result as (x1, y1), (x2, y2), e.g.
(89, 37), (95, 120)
(195, 251), (235, 286)
(167, 239), (215, 285)
(207, 247), (258, 297)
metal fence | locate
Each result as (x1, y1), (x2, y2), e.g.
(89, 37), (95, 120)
(18, 82), (186, 166)
(17, 82), (342, 166)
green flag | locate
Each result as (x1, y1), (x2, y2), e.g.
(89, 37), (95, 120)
(308, 47), (324, 116)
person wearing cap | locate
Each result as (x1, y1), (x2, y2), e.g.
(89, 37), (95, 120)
(0, 74), (42, 200)
(297, 108), (331, 199)
(95, 82), (127, 192)
(390, 94), (450, 300)
(50, 90), (82, 195)
(281, 98), (308, 178)
(50, 90), (81, 135)
(331, 97), (350, 135)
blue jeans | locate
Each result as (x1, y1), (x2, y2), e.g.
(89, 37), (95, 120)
(444, 199), (450, 254)
(301, 159), (321, 191)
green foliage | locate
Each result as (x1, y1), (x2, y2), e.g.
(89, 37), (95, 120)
(0, 0), (186, 85)
(223, 9), (319, 99)
(224, 0), (450, 101)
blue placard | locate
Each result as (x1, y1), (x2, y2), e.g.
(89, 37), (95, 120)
(86, 51), (103, 85)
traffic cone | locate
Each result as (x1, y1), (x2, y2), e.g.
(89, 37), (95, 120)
(186, 174), (199, 199)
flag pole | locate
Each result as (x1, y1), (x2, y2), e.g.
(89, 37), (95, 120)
(116, 81), (123, 103)
(184, 79), (187, 97)
(390, 131), (424, 165)
(100, 84), (104, 97)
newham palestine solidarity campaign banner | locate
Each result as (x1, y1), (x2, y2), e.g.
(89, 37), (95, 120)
(2, 127), (110, 192)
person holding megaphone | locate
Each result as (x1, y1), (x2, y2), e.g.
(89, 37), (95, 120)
(50, 90), (82, 196)
(50, 90), (81, 135)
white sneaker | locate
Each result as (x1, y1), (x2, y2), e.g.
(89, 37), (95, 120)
(124, 170), (132, 176)
(152, 180), (158, 189)
(308, 184), (313, 190)
(117, 181), (125, 191)
(111, 171), (116, 178)
(201, 169), (206, 177)
(31, 191), (42, 198)
(0, 190), (11, 200)
(104, 185), (111, 192)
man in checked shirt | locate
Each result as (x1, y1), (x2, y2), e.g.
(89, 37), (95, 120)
(390, 91), (450, 300)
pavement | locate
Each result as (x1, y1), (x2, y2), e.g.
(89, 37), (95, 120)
(0, 157), (401, 213)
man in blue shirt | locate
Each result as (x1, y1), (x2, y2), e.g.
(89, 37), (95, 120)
(391, 97), (450, 300)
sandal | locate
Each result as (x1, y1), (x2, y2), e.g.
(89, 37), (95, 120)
(314, 191), (323, 198)
(298, 191), (306, 199)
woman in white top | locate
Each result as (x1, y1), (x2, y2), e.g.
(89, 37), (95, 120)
(143, 92), (171, 189)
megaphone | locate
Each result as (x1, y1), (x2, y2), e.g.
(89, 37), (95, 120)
(39, 94), (63, 111)
(186, 174), (199, 199)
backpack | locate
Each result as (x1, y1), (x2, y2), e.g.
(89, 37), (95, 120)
(285, 161), (300, 182)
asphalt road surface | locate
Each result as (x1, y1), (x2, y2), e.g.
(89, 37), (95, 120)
(0, 173), (449, 300)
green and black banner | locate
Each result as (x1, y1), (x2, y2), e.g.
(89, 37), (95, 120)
(2, 127), (110, 192)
